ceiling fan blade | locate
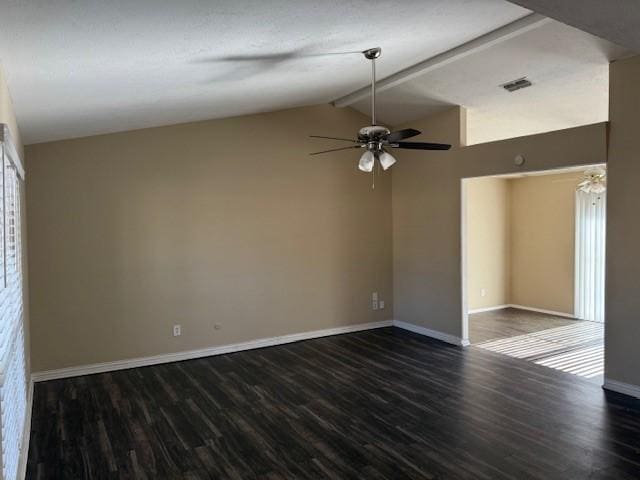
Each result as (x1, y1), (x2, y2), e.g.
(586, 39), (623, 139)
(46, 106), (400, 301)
(385, 128), (421, 142)
(392, 141), (451, 151)
(309, 145), (362, 156)
(310, 135), (359, 143)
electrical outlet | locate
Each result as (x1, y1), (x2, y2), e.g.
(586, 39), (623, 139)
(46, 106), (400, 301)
(372, 300), (379, 310)
(481, 288), (487, 297)
(173, 324), (181, 337)
(379, 300), (385, 310)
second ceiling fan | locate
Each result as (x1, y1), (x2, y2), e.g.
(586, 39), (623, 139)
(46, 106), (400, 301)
(310, 47), (451, 174)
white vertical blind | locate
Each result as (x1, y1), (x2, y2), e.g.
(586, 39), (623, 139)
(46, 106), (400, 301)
(574, 190), (606, 322)
(0, 125), (26, 480)
(0, 145), (4, 290)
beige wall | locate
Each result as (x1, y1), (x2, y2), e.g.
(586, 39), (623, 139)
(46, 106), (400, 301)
(26, 104), (393, 372)
(606, 55), (640, 387)
(465, 177), (510, 310)
(510, 172), (577, 314)
(393, 109), (607, 342)
(392, 108), (466, 337)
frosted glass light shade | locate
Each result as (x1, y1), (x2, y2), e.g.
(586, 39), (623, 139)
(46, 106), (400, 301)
(358, 150), (375, 172)
(379, 151), (396, 170)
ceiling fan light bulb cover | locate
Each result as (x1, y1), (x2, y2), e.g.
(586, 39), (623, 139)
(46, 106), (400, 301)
(379, 151), (396, 170)
(358, 150), (375, 172)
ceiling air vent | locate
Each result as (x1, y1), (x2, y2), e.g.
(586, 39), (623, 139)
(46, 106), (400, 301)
(502, 77), (532, 93)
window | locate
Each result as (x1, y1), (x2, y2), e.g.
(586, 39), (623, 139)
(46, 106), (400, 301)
(0, 126), (26, 480)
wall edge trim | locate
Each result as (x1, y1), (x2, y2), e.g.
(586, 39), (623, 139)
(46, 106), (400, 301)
(393, 320), (469, 346)
(31, 320), (393, 382)
(508, 304), (576, 319)
(468, 305), (510, 314)
(603, 378), (640, 399)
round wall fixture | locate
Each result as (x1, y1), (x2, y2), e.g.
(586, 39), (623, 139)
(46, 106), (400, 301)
(514, 154), (525, 166)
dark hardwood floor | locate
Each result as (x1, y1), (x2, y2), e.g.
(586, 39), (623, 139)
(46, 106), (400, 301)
(27, 327), (640, 479)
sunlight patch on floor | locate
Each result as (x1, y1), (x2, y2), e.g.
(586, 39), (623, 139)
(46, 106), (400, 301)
(476, 321), (604, 378)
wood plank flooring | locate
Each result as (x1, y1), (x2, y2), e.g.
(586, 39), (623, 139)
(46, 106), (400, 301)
(27, 327), (640, 479)
(468, 307), (579, 344)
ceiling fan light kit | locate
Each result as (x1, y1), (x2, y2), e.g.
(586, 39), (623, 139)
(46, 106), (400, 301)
(577, 167), (607, 194)
(310, 47), (451, 185)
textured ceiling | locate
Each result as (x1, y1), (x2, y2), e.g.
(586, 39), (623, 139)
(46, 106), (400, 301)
(507, 0), (640, 51)
(351, 20), (630, 145)
(0, 0), (529, 144)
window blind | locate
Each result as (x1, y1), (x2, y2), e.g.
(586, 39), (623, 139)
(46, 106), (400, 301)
(0, 125), (27, 480)
(574, 190), (606, 322)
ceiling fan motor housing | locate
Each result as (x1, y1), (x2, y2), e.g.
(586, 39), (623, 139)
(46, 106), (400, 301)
(358, 125), (390, 140)
(358, 125), (390, 153)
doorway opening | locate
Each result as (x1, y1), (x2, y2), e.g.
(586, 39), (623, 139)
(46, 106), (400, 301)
(461, 165), (606, 383)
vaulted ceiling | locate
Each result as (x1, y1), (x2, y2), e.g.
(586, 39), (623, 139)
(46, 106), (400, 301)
(0, 0), (529, 144)
(0, 0), (634, 145)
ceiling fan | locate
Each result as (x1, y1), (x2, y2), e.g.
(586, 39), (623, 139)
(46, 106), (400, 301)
(310, 47), (451, 175)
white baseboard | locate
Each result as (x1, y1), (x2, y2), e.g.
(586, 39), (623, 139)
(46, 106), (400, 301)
(31, 320), (393, 382)
(393, 320), (469, 347)
(468, 305), (510, 314)
(467, 303), (576, 319)
(506, 304), (575, 319)
(18, 378), (34, 480)
(603, 378), (640, 399)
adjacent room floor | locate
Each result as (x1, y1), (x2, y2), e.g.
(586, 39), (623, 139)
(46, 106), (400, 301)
(469, 308), (604, 382)
(27, 327), (639, 480)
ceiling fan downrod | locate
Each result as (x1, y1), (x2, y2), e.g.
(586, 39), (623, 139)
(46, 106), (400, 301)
(363, 47), (381, 126)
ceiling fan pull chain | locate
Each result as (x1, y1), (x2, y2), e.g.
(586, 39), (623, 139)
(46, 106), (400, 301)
(372, 163), (376, 190)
